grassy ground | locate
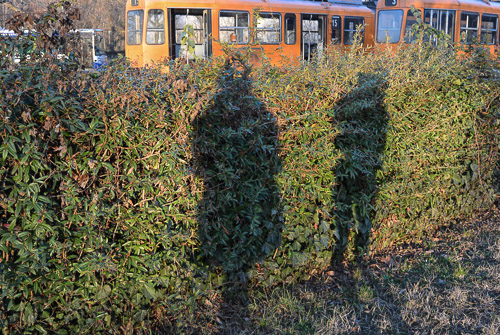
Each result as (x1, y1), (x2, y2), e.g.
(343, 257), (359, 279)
(170, 206), (499, 334)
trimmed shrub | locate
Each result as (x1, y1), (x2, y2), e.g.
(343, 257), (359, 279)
(372, 43), (500, 249)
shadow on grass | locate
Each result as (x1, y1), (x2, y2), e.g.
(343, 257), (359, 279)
(325, 70), (411, 333)
(236, 209), (498, 334)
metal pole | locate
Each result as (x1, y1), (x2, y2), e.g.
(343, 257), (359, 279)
(302, 15), (305, 60)
(0, 0), (7, 29)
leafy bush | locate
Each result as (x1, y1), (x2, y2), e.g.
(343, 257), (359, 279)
(372, 43), (499, 249)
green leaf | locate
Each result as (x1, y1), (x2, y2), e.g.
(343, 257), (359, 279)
(35, 325), (48, 334)
(23, 303), (35, 326)
(134, 310), (147, 322)
(96, 285), (112, 300)
(142, 283), (156, 300)
(319, 234), (329, 248)
(7, 140), (16, 155)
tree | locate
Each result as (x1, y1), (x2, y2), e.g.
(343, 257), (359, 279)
(3, 0), (125, 52)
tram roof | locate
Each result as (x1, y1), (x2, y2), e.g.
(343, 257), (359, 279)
(138, 0), (374, 10)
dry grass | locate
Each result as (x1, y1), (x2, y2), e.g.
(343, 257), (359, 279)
(171, 207), (499, 334)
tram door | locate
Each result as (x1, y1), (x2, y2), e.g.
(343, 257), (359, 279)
(301, 14), (326, 61)
(169, 9), (212, 60)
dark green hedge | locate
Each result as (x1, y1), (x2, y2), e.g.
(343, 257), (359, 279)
(1, 39), (498, 332)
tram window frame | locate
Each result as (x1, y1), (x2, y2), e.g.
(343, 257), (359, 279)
(127, 10), (144, 45)
(344, 17), (365, 45)
(256, 12), (281, 45)
(424, 9), (455, 41)
(331, 16), (341, 44)
(404, 8), (422, 43)
(219, 11), (250, 44)
(285, 13), (296, 45)
(460, 12), (479, 44)
(480, 14), (498, 45)
(146, 9), (165, 45)
(377, 9), (403, 43)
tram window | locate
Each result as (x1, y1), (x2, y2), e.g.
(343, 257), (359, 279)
(424, 9), (455, 40)
(460, 13), (479, 44)
(127, 10), (144, 45)
(344, 17), (364, 44)
(172, 10), (207, 60)
(424, 10), (436, 27)
(404, 8), (421, 43)
(256, 13), (281, 44)
(377, 10), (403, 43)
(331, 16), (341, 44)
(440, 11), (455, 40)
(481, 14), (498, 45)
(131, 0), (138, 6)
(174, 14), (204, 45)
(285, 14), (296, 44)
(219, 11), (249, 44)
(146, 9), (165, 45)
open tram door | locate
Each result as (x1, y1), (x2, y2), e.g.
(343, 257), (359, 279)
(301, 14), (327, 61)
(168, 9), (212, 60)
(77, 29), (108, 69)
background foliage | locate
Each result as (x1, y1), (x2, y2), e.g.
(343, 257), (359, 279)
(0, 4), (499, 333)
(1, 0), (125, 55)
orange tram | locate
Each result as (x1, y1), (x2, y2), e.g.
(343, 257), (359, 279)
(376, 0), (500, 53)
(125, 0), (500, 67)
